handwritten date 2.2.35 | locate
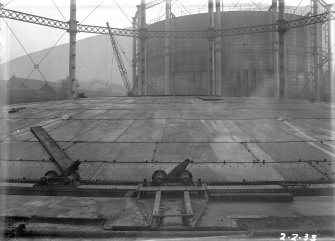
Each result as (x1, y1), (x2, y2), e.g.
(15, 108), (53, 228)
(280, 233), (317, 241)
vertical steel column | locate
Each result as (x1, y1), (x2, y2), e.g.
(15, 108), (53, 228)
(138, 0), (147, 95)
(132, 14), (137, 94)
(329, 4), (334, 101)
(68, 0), (77, 99)
(208, 0), (215, 96)
(0, 7), (7, 106)
(272, 0), (279, 98)
(278, 0), (286, 99)
(215, 0), (222, 96)
(165, 0), (171, 95)
(313, 0), (321, 100)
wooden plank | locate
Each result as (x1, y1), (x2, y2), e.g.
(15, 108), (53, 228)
(31, 126), (73, 172)
(153, 190), (161, 217)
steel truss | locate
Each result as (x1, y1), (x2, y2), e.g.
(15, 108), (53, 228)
(1, 7), (335, 38)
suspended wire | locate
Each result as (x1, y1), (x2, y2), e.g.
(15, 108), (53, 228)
(79, 0), (105, 24)
(24, 68), (36, 85)
(199, 1), (207, 11)
(230, 0), (241, 10)
(157, 4), (165, 18)
(20, 29), (67, 86)
(111, 0), (133, 25)
(3, 18), (57, 85)
(287, 0), (304, 21)
(50, 0), (67, 21)
(299, 3), (312, 17)
(38, 31), (67, 65)
(250, 0), (263, 11)
(36, 68), (48, 83)
(177, 0), (191, 14)
(3, 0), (15, 7)
(174, 1), (187, 15)
(3, 19), (35, 66)
(3, 18), (41, 86)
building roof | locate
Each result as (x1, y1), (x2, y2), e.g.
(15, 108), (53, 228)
(7, 75), (60, 91)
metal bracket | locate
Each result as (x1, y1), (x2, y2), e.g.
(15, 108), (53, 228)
(151, 189), (195, 229)
(151, 159), (193, 186)
(30, 126), (80, 185)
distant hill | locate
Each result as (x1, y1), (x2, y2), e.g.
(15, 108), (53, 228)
(1, 34), (133, 96)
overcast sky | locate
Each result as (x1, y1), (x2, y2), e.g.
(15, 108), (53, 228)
(0, 0), (333, 63)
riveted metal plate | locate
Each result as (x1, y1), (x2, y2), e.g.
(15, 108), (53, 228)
(104, 195), (148, 230)
(309, 161), (335, 180)
(0, 161), (58, 180)
(274, 162), (329, 181)
(83, 162), (330, 183)
(0, 161), (329, 183)
(79, 162), (103, 180)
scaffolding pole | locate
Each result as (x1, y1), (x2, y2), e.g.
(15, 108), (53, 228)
(215, 0), (221, 96)
(132, 14), (137, 94)
(165, 0), (171, 95)
(278, 0), (286, 99)
(68, 0), (77, 99)
(313, 0), (322, 100)
(329, 4), (334, 102)
(208, 0), (215, 96)
(138, 0), (147, 95)
(272, 0), (279, 98)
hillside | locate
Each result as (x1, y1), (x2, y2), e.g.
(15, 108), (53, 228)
(1, 33), (133, 95)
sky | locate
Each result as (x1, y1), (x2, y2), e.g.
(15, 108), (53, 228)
(0, 0), (334, 63)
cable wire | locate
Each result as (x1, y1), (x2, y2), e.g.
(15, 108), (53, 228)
(287, 0), (304, 21)
(3, 18), (52, 86)
(174, 1), (187, 15)
(3, 19), (35, 66)
(111, 0), (133, 25)
(199, 1), (207, 11)
(50, 0), (67, 21)
(79, 0), (105, 24)
(250, 0), (263, 11)
(38, 31), (67, 65)
(3, 0), (15, 7)
(177, 0), (191, 14)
